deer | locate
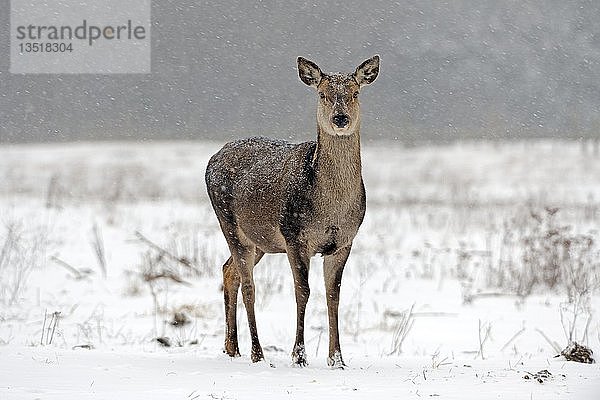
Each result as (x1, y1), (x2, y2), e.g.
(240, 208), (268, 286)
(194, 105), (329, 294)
(205, 55), (380, 368)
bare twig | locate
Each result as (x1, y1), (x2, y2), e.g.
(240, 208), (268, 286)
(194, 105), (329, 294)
(40, 309), (47, 345)
(49, 312), (60, 344)
(143, 271), (191, 286)
(535, 328), (561, 353)
(582, 313), (592, 344)
(568, 299), (579, 343)
(135, 231), (199, 274)
(559, 294), (590, 345)
(315, 328), (323, 358)
(431, 350), (451, 369)
(388, 303), (415, 356)
(501, 326), (526, 352)
(1, 221), (47, 306)
(476, 319), (492, 360)
(508, 355), (524, 370)
(91, 223), (107, 278)
(41, 311), (61, 345)
(45, 313), (53, 344)
(50, 256), (85, 279)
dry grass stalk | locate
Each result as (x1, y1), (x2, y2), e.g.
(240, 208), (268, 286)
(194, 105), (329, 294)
(388, 303), (415, 356)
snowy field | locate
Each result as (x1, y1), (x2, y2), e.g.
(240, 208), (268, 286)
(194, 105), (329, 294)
(0, 140), (599, 399)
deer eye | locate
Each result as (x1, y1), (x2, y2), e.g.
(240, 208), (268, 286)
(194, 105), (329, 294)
(353, 91), (359, 99)
(319, 92), (326, 99)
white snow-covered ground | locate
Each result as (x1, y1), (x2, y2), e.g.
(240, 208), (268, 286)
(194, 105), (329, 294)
(1, 140), (599, 399)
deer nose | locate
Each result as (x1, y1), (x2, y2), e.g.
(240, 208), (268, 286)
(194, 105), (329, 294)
(332, 114), (349, 128)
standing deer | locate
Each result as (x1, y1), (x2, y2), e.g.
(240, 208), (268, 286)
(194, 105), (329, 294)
(205, 55), (380, 367)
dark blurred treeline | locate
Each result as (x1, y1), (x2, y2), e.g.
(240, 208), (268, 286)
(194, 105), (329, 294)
(1, 0), (599, 144)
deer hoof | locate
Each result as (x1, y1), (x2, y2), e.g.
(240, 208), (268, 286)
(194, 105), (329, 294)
(292, 344), (308, 367)
(224, 341), (240, 357)
(327, 351), (346, 369)
(251, 347), (265, 363)
(292, 356), (308, 367)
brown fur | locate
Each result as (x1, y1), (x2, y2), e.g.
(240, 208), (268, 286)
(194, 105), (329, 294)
(205, 55), (380, 367)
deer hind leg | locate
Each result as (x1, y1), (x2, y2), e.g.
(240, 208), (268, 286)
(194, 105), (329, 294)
(217, 215), (266, 362)
(222, 247), (265, 358)
(225, 235), (264, 363)
(286, 246), (311, 366)
(323, 245), (351, 368)
(223, 256), (241, 357)
(237, 248), (265, 362)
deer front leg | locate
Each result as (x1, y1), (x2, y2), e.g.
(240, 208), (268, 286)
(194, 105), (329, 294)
(286, 246), (311, 366)
(323, 245), (351, 368)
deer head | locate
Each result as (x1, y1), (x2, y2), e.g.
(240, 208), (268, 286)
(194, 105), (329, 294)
(298, 55), (380, 137)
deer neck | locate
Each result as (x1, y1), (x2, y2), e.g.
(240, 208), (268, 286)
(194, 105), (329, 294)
(312, 125), (363, 197)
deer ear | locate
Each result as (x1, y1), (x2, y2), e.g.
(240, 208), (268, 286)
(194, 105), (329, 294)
(353, 55), (380, 87)
(297, 57), (322, 87)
